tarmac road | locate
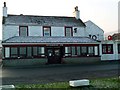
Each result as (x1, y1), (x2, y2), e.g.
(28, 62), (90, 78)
(1, 61), (120, 85)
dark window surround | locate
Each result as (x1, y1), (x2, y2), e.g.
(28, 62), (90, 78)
(64, 46), (98, 57)
(65, 27), (73, 36)
(4, 46), (45, 59)
(43, 26), (51, 36)
(3, 45), (99, 59)
(118, 44), (120, 54)
(102, 44), (113, 54)
(19, 26), (28, 36)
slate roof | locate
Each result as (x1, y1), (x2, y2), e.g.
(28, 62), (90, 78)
(3, 14), (86, 27)
(112, 33), (120, 40)
(2, 36), (99, 44)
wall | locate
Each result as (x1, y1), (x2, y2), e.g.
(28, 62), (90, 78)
(3, 58), (48, 67)
(29, 26), (43, 36)
(2, 25), (19, 40)
(3, 25), (86, 41)
(73, 27), (86, 37)
(101, 40), (119, 60)
(85, 21), (104, 41)
(51, 27), (64, 36)
(63, 57), (101, 64)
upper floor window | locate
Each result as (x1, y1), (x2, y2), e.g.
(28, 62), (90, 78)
(19, 26), (28, 36)
(65, 27), (73, 37)
(102, 44), (113, 54)
(43, 26), (51, 36)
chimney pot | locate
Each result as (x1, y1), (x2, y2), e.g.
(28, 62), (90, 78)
(4, 2), (6, 7)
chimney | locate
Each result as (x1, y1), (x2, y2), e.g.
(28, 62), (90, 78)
(73, 6), (80, 19)
(3, 2), (7, 17)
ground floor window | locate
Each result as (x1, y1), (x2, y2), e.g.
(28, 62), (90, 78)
(3, 45), (99, 59)
(64, 45), (99, 57)
(102, 44), (113, 54)
(3, 46), (45, 59)
(10, 47), (18, 58)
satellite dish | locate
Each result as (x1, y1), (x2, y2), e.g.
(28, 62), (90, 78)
(92, 35), (97, 40)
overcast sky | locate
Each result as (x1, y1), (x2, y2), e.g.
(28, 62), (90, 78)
(0, 0), (119, 39)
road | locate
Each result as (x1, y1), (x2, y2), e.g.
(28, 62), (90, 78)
(1, 62), (120, 85)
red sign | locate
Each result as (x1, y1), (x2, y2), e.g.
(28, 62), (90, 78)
(108, 35), (112, 40)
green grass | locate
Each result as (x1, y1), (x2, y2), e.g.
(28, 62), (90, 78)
(15, 77), (120, 90)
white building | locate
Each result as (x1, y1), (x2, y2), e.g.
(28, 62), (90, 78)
(2, 2), (119, 66)
(85, 20), (104, 41)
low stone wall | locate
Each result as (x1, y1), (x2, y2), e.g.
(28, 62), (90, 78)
(3, 57), (101, 67)
(63, 57), (101, 64)
(3, 58), (48, 67)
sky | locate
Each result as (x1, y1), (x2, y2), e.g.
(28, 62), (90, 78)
(0, 0), (119, 40)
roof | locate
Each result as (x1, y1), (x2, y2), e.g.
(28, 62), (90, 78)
(2, 36), (99, 44)
(3, 14), (86, 27)
(112, 33), (120, 40)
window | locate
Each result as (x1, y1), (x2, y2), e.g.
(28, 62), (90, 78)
(33, 47), (45, 57)
(102, 44), (113, 54)
(27, 47), (32, 57)
(19, 47), (27, 58)
(19, 26), (28, 36)
(38, 47), (45, 57)
(33, 47), (37, 56)
(72, 47), (76, 56)
(65, 47), (71, 56)
(81, 46), (87, 56)
(43, 26), (51, 36)
(88, 46), (94, 56)
(65, 27), (73, 36)
(10, 47), (18, 58)
(77, 46), (81, 55)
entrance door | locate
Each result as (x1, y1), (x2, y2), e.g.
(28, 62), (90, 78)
(47, 47), (61, 64)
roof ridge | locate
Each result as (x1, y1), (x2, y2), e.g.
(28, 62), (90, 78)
(8, 14), (74, 18)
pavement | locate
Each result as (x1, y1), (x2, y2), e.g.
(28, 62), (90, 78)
(1, 60), (120, 85)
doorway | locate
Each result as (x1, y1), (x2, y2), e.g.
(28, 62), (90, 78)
(47, 47), (62, 64)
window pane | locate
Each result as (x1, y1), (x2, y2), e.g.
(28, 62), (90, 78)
(77, 46), (81, 55)
(81, 47), (87, 53)
(88, 46), (94, 55)
(20, 26), (28, 36)
(102, 45), (107, 53)
(44, 27), (50, 36)
(5, 47), (10, 58)
(27, 47), (32, 57)
(66, 28), (72, 37)
(38, 47), (42, 55)
(95, 46), (98, 55)
(65, 47), (71, 56)
(72, 47), (76, 55)
(108, 45), (113, 53)
(19, 47), (26, 57)
(33, 47), (37, 56)
(11, 47), (18, 57)
(81, 46), (87, 56)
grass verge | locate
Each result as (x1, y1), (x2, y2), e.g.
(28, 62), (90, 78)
(15, 77), (120, 90)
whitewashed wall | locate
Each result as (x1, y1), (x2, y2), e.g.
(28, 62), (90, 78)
(73, 27), (86, 37)
(29, 26), (43, 36)
(101, 41), (119, 60)
(51, 27), (64, 36)
(85, 20), (104, 41)
(3, 25), (86, 40)
(2, 25), (19, 40)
